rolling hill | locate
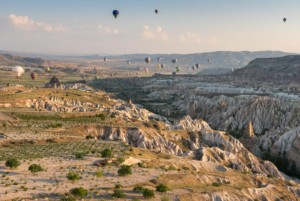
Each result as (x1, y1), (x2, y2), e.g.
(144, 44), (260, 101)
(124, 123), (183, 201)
(0, 53), (51, 66)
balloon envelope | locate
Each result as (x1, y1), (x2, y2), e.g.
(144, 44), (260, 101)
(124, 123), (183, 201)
(155, 9), (158, 14)
(113, 10), (119, 18)
(30, 72), (37, 80)
(145, 57), (151, 64)
(12, 66), (25, 78)
(283, 18), (287, 22)
(45, 66), (51, 72)
(172, 58), (177, 64)
(104, 58), (107, 62)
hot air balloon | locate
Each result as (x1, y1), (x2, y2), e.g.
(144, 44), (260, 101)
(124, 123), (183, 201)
(195, 64), (200, 69)
(12, 66), (25, 79)
(112, 10), (119, 19)
(45, 66), (51, 72)
(157, 57), (161, 63)
(283, 18), (287, 22)
(30, 72), (37, 80)
(192, 66), (195, 71)
(172, 58), (177, 64)
(145, 57), (151, 64)
(161, 64), (165, 69)
(127, 61), (131, 65)
(175, 66), (180, 73)
(156, 64), (161, 69)
(104, 58), (107, 62)
(155, 9), (158, 14)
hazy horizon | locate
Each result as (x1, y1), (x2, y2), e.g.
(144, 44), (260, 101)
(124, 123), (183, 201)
(1, 0), (300, 54)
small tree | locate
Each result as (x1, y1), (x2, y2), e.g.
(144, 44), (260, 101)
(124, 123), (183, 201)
(66, 171), (81, 181)
(115, 183), (123, 189)
(28, 164), (43, 174)
(133, 184), (144, 193)
(143, 188), (155, 199)
(118, 165), (132, 176)
(112, 189), (126, 198)
(70, 187), (87, 198)
(74, 152), (86, 160)
(101, 148), (113, 158)
(156, 184), (169, 192)
(5, 158), (20, 169)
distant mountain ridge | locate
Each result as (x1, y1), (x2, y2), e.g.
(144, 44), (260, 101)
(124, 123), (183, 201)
(233, 55), (300, 79)
(0, 50), (293, 70)
(60, 51), (293, 69)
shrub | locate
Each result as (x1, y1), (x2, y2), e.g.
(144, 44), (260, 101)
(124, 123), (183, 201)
(156, 184), (169, 192)
(161, 196), (170, 201)
(101, 148), (113, 158)
(60, 195), (76, 201)
(142, 188), (155, 198)
(85, 135), (94, 140)
(70, 187), (87, 198)
(115, 183), (122, 189)
(137, 162), (146, 168)
(28, 164), (43, 174)
(114, 157), (125, 166)
(112, 189), (126, 198)
(117, 157), (125, 163)
(95, 113), (106, 121)
(133, 184), (144, 193)
(118, 165), (132, 176)
(5, 158), (20, 169)
(95, 168), (103, 178)
(110, 112), (116, 118)
(66, 171), (81, 181)
(212, 182), (221, 187)
(75, 152), (86, 160)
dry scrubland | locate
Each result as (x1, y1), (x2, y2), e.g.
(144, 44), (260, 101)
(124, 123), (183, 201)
(0, 72), (299, 200)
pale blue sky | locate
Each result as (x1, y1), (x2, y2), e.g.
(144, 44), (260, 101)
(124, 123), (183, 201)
(0, 0), (299, 54)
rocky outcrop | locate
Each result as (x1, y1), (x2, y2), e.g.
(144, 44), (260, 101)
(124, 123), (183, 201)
(83, 126), (184, 156)
(81, 115), (284, 179)
(45, 76), (62, 88)
(243, 121), (255, 138)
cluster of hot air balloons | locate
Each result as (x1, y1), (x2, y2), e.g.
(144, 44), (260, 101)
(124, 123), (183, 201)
(10, 65), (52, 80)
